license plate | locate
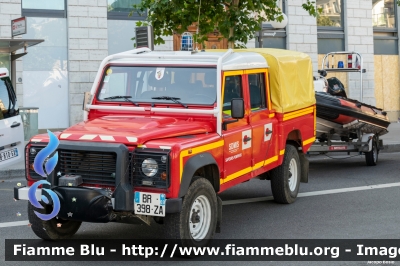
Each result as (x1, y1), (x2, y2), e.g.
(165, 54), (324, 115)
(0, 148), (18, 162)
(134, 192), (166, 217)
(329, 146), (347, 150)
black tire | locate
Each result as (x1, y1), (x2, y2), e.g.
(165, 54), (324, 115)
(28, 203), (81, 240)
(365, 138), (378, 166)
(164, 177), (218, 248)
(270, 144), (301, 204)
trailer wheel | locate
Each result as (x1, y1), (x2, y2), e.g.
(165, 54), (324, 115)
(164, 177), (217, 248)
(28, 203), (81, 240)
(270, 144), (301, 204)
(365, 138), (378, 166)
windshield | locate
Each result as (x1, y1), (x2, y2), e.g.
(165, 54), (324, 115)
(97, 66), (217, 105)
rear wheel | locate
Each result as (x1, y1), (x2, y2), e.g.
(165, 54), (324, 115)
(164, 177), (217, 248)
(365, 138), (378, 166)
(28, 203), (81, 240)
(270, 144), (301, 204)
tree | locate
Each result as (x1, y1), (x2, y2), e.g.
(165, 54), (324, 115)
(131, 0), (321, 49)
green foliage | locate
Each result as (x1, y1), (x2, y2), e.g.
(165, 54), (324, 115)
(302, 0), (321, 18)
(130, 0), (321, 47)
(317, 16), (335, 27)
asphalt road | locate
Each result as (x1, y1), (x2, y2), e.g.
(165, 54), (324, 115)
(1, 152), (400, 266)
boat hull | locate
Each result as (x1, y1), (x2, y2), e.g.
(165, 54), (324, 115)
(316, 92), (390, 138)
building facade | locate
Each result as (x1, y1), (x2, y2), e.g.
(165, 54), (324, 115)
(0, 0), (399, 130)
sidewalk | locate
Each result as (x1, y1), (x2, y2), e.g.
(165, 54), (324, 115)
(1, 123), (400, 179)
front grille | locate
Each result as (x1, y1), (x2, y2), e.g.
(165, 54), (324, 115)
(131, 150), (170, 189)
(59, 150), (117, 186)
(27, 146), (45, 179)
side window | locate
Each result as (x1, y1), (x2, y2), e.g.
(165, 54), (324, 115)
(248, 73), (266, 111)
(0, 78), (14, 120)
(223, 75), (242, 115)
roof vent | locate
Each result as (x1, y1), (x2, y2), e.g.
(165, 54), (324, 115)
(135, 26), (154, 50)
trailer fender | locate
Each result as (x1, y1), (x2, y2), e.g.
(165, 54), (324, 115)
(361, 133), (375, 152)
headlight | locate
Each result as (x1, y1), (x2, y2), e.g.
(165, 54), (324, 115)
(141, 158), (158, 177)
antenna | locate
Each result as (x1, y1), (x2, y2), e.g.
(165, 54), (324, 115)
(195, 0), (202, 51)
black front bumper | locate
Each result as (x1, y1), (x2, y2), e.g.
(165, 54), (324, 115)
(15, 186), (182, 223)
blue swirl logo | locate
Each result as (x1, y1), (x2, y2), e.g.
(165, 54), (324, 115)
(33, 130), (59, 177)
(28, 130), (61, 221)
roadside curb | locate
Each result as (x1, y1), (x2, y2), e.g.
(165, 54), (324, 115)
(0, 169), (25, 180)
(381, 144), (400, 153)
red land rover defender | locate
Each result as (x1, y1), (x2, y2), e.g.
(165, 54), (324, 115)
(16, 48), (316, 247)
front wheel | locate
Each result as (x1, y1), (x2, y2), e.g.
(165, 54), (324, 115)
(164, 177), (217, 248)
(270, 144), (301, 204)
(28, 203), (81, 240)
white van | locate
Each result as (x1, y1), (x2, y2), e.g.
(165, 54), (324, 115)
(0, 68), (24, 169)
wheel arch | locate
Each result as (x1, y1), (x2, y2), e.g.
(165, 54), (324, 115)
(285, 130), (309, 184)
(178, 152), (220, 198)
(286, 129), (303, 148)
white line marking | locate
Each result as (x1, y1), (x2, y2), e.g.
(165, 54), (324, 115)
(159, 146), (171, 150)
(60, 133), (71, 139)
(222, 182), (400, 206)
(127, 137), (138, 142)
(99, 135), (115, 141)
(0, 220), (29, 228)
(79, 134), (97, 140)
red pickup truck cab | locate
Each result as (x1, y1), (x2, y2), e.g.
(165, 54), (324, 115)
(16, 48), (316, 247)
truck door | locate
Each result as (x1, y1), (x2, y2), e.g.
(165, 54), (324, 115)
(245, 70), (277, 171)
(221, 72), (253, 184)
(0, 70), (24, 168)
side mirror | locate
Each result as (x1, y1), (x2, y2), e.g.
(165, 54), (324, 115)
(222, 98), (244, 130)
(231, 98), (244, 119)
(82, 92), (92, 111)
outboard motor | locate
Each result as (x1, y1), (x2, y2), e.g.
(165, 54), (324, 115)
(314, 70), (328, 93)
(327, 77), (347, 98)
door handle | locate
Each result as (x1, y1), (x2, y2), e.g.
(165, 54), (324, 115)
(11, 122), (21, 128)
(243, 136), (251, 142)
(265, 129), (273, 135)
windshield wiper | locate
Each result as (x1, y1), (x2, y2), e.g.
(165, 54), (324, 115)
(103, 95), (139, 106)
(151, 96), (188, 108)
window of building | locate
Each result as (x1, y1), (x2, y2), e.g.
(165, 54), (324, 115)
(372, 0), (398, 54)
(108, 0), (146, 20)
(316, 0), (344, 54)
(257, 0), (287, 49)
(22, 0), (66, 18)
(248, 73), (266, 111)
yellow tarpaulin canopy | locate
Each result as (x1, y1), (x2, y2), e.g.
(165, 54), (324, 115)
(210, 48), (316, 113)
(240, 48), (315, 113)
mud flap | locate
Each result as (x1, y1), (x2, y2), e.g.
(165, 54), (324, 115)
(298, 152), (309, 183)
(361, 133), (375, 152)
(216, 196), (222, 233)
